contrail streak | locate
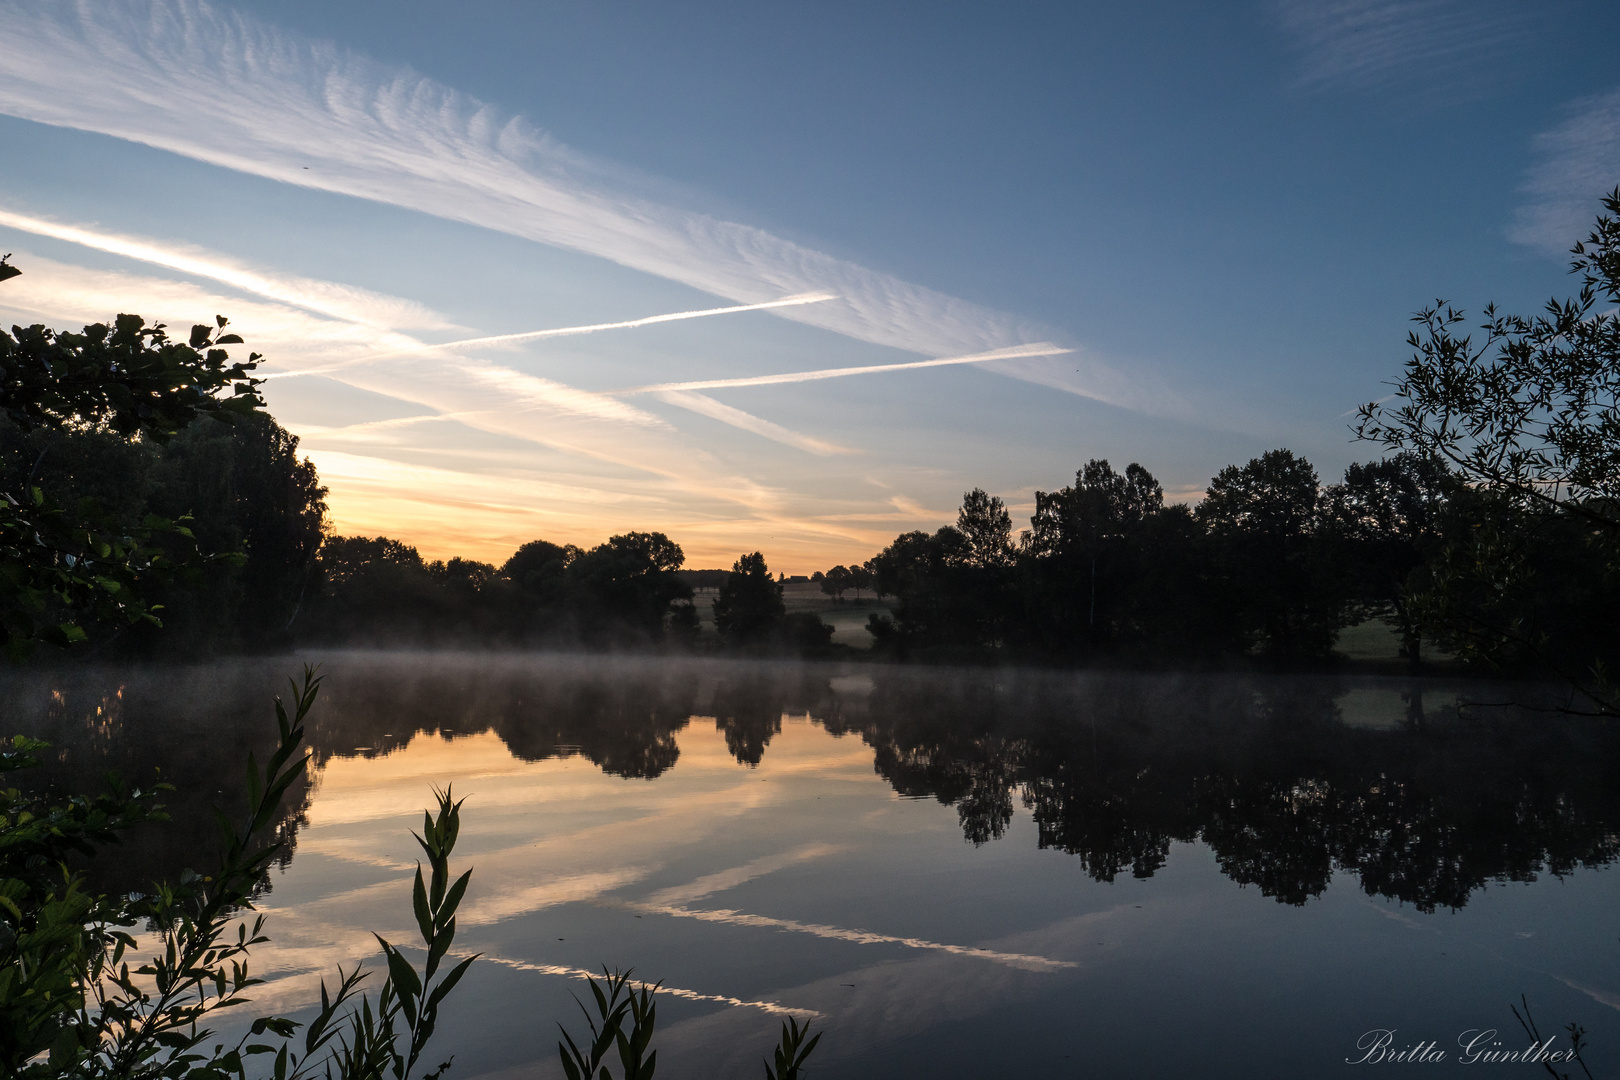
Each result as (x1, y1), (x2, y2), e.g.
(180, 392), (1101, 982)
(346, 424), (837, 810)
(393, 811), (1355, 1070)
(478, 955), (822, 1018)
(0, 0), (1161, 411)
(416, 292), (839, 351)
(615, 343), (1074, 395)
(258, 293), (842, 380)
(620, 902), (1077, 972)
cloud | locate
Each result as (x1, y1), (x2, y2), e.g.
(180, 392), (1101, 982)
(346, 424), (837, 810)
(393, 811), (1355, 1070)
(1274, 0), (1532, 91)
(0, 205), (456, 330)
(652, 390), (854, 456)
(1510, 88), (1620, 253)
(642, 843), (846, 907)
(0, 0), (1152, 407)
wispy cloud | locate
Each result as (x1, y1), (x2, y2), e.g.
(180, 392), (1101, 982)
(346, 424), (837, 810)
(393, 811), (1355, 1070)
(653, 391), (853, 456)
(1510, 88), (1620, 253)
(0, 205), (456, 330)
(0, 0), (1156, 409)
(642, 843), (846, 907)
(1274, 0), (1533, 91)
(0, 251), (868, 552)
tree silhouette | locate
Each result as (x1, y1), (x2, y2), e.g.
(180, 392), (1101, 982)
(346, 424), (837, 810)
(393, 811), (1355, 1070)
(712, 552), (785, 645)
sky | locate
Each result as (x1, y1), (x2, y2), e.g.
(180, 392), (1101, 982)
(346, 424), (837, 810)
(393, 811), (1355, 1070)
(1, 0), (1617, 574)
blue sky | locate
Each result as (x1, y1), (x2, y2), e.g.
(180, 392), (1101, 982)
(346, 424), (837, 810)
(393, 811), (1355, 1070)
(1, 0), (1617, 572)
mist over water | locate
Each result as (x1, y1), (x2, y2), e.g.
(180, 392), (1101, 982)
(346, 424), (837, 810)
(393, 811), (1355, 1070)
(4, 654), (1617, 1078)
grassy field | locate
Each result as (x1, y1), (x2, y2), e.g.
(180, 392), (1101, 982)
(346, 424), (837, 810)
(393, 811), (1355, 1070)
(1333, 618), (1404, 661)
(689, 581), (893, 648)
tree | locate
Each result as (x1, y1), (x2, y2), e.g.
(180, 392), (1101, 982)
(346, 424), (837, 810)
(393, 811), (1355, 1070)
(1355, 190), (1620, 708)
(564, 531), (691, 644)
(1323, 453), (1451, 662)
(1197, 449), (1349, 660)
(955, 488), (1013, 569)
(308, 536), (447, 643)
(1025, 460), (1164, 655)
(865, 490), (1015, 654)
(1356, 187), (1620, 534)
(819, 564), (851, 602)
(143, 413), (327, 649)
(0, 271), (265, 658)
(712, 552), (785, 645)
(848, 562), (874, 599)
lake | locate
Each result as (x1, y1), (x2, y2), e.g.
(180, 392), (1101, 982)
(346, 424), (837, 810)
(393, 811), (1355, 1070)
(4, 653), (1618, 1078)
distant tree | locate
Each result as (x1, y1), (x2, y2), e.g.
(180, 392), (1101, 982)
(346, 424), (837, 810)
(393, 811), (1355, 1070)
(1024, 460), (1165, 655)
(503, 538), (580, 623)
(849, 562), (874, 599)
(428, 556), (499, 595)
(820, 564), (852, 602)
(778, 610), (835, 653)
(1197, 449), (1350, 660)
(564, 531), (692, 644)
(1323, 453), (1451, 662)
(955, 487), (1014, 569)
(713, 552), (786, 645)
(866, 490), (1015, 654)
(308, 535), (446, 642)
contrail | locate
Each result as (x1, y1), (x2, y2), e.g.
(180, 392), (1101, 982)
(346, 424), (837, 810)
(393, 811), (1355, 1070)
(414, 292), (839, 351)
(0, 0), (1158, 410)
(616, 343), (1074, 395)
(259, 292), (842, 380)
(478, 955), (822, 1019)
(619, 901), (1077, 972)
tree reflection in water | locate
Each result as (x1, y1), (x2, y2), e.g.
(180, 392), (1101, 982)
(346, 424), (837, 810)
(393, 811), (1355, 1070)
(2, 656), (1614, 913)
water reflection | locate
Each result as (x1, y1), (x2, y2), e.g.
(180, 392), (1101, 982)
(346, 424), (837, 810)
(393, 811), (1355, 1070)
(4, 655), (1614, 916)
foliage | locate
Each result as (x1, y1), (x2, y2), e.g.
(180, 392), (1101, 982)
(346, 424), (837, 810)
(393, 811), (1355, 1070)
(0, 292), (269, 660)
(1321, 452), (1451, 660)
(307, 532), (694, 648)
(764, 1016), (822, 1080)
(1021, 460), (1173, 658)
(1355, 191), (1620, 707)
(712, 552), (786, 646)
(0, 669), (476, 1079)
(557, 969), (660, 1080)
(0, 314), (263, 440)
(1356, 187), (1620, 533)
(0, 410), (327, 659)
(1197, 449), (1349, 659)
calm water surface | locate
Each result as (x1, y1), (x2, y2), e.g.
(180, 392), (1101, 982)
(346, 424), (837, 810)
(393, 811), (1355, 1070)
(5, 653), (1618, 1079)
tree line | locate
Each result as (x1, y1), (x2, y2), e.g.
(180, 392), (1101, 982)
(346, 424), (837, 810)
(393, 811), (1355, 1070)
(3, 189), (1617, 705)
(851, 445), (1615, 677)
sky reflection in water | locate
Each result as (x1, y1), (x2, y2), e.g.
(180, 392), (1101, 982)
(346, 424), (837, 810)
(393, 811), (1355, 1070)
(5, 655), (1619, 1079)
